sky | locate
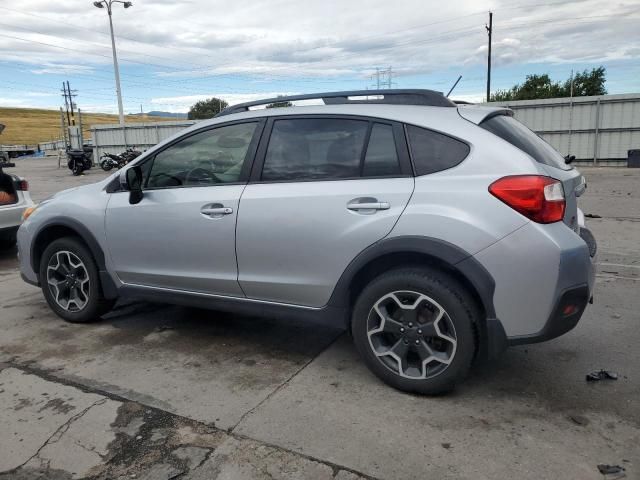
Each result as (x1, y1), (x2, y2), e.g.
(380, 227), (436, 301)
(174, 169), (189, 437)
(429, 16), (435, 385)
(0, 0), (639, 114)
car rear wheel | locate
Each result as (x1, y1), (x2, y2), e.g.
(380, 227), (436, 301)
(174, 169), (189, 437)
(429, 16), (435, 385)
(39, 237), (115, 323)
(351, 267), (478, 394)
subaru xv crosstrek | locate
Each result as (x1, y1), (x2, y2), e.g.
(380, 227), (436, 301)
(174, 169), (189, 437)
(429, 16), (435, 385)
(17, 90), (596, 394)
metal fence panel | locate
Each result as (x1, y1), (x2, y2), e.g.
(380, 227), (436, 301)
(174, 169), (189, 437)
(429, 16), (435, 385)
(90, 120), (197, 159)
(487, 93), (640, 165)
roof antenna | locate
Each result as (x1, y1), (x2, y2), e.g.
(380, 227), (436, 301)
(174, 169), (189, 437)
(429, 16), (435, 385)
(446, 75), (462, 97)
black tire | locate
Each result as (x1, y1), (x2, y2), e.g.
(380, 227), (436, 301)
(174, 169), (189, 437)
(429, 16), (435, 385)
(351, 267), (478, 395)
(39, 237), (115, 323)
(100, 159), (113, 171)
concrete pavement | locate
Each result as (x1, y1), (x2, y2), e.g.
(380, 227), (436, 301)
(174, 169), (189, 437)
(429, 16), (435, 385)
(0, 158), (638, 479)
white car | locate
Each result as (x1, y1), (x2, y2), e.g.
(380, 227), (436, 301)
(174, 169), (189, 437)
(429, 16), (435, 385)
(0, 163), (34, 249)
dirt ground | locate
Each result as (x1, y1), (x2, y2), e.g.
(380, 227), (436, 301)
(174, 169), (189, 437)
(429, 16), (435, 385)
(0, 158), (638, 480)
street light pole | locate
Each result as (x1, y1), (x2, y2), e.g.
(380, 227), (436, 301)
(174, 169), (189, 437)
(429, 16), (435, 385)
(94, 0), (132, 126)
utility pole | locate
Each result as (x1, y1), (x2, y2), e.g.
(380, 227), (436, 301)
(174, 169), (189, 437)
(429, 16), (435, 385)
(94, 0), (133, 126)
(568, 69), (574, 156)
(386, 66), (393, 89)
(486, 11), (493, 102)
(107, 4), (125, 126)
(67, 81), (77, 126)
(61, 82), (70, 127)
(61, 81), (77, 126)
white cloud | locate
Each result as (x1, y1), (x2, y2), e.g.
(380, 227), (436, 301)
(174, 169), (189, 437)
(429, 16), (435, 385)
(2, 0), (638, 78)
(1, 0), (639, 111)
(31, 64), (95, 75)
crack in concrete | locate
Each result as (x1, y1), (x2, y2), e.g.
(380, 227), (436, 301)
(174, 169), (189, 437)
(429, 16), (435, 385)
(2, 398), (107, 476)
(4, 355), (380, 480)
(230, 331), (345, 433)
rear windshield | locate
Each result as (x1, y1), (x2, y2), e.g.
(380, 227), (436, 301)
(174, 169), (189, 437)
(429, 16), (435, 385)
(480, 115), (570, 171)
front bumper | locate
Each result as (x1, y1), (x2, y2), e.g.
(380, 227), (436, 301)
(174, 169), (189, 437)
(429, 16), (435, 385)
(0, 204), (28, 231)
(17, 220), (39, 286)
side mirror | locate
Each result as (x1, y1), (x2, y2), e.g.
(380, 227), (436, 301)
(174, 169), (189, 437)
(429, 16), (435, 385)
(565, 154), (576, 165)
(120, 166), (143, 204)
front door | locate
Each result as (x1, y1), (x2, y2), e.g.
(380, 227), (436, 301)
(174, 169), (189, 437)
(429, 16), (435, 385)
(105, 120), (262, 296)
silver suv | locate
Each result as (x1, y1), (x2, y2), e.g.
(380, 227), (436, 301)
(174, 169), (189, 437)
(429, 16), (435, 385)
(17, 90), (596, 394)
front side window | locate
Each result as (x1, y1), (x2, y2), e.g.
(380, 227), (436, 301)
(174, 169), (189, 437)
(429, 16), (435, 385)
(406, 125), (470, 175)
(262, 118), (368, 181)
(147, 122), (257, 188)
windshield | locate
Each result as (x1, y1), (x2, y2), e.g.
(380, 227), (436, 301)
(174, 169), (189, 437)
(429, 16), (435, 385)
(480, 115), (571, 171)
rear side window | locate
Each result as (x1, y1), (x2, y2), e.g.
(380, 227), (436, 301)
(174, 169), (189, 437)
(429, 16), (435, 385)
(363, 123), (401, 177)
(480, 115), (570, 170)
(262, 118), (368, 181)
(406, 125), (470, 175)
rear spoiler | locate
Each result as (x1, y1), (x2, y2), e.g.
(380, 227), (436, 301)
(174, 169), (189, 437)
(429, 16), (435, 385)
(457, 106), (513, 125)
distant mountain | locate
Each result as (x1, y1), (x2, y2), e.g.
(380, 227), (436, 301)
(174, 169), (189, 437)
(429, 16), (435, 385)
(131, 111), (188, 119)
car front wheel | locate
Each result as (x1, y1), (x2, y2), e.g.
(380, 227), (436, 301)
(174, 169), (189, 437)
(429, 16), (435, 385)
(351, 267), (478, 394)
(39, 237), (115, 323)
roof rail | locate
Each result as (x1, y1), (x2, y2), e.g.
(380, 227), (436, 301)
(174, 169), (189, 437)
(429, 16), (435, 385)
(216, 89), (455, 117)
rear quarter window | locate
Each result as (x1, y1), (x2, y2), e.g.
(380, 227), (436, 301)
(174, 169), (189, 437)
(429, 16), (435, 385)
(480, 115), (570, 171)
(405, 125), (470, 175)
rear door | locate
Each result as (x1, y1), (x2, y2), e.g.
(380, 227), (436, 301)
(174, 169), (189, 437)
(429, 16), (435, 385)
(236, 115), (414, 307)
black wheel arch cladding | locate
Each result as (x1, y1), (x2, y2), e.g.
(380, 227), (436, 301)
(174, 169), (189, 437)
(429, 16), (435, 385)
(329, 235), (497, 319)
(31, 217), (118, 299)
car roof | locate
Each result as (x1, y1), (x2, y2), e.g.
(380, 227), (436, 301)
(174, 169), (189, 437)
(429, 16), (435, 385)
(190, 103), (510, 131)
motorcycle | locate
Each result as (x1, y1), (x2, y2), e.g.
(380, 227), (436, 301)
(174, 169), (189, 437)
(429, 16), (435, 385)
(67, 148), (93, 176)
(100, 153), (125, 171)
(100, 147), (142, 171)
(122, 147), (143, 163)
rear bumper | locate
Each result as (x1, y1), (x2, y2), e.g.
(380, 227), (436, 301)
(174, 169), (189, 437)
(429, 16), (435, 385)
(507, 284), (590, 345)
(476, 222), (596, 349)
(0, 204), (28, 230)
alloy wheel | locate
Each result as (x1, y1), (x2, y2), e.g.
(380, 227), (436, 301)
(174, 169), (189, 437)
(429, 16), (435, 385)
(46, 250), (90, 312)
(367, 291), (457, 379)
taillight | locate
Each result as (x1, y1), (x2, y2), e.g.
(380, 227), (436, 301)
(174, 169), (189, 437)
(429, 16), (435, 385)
(16, 180), (29, 191)
(489, 175), (565, 224)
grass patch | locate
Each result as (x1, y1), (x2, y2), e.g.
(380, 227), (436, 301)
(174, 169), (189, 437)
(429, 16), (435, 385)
(0, 107), (178, 145)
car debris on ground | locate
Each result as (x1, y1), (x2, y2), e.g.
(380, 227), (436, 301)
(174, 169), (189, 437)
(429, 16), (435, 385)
(586, 369), (619, 382)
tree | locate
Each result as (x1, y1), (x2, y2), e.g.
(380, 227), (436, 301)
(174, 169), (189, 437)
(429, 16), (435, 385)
(188, 97), (229, 119)
(563, 66), (607, 97)
(265, 96), (293, 109)
(490, 67), (607, 101)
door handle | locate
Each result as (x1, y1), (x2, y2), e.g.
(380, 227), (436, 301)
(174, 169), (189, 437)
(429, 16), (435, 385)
(347, 198), (390, 211)
(201, 204), (233, 217)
